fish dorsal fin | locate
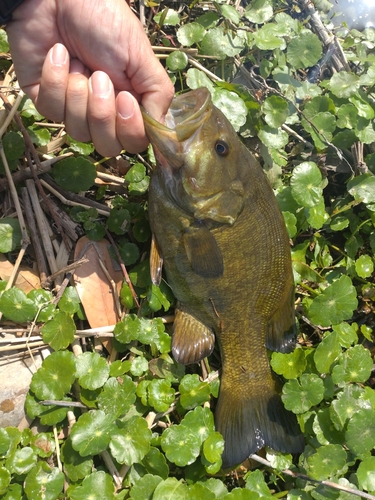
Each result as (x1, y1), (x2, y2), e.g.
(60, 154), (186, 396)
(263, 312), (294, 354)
(150, 234), (163, 286)
(172, 308), (215, 365)
(183, 222), (224, 278)
(266, 286), (296, 353)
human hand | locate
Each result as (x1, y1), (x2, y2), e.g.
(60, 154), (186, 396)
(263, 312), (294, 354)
(6, 0), (174, 155)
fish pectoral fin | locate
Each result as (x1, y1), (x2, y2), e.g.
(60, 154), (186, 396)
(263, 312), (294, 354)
(183, 223), (224, 279)
(172, 309), (215, 365)
(266, 286), (296, 353)
(150, 234), (163, 286)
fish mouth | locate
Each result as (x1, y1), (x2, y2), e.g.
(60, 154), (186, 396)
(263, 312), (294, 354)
(141, 88), (212, 161)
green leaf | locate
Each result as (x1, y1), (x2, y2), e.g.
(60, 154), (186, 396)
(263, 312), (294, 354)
(332, 344), (373, 384)
(70, 410), (115, 456)
(262, 95), (289, 128)
(282, 373), (324, 413)
(203, 432), (224, 464)
(60, 438), (94, 482)
(152, 478), (188, 500)
(0, 28), (9, 52)
(258, 126), (289, 149)
(179, 374), (211, 410)
(355, 254), (374, 278)
(307, 444), (347, 480)
(142, 447), (169, 479)
(166, 51), (188, 71)
(287, 31), (322, 69)
(186, 68), (215, 94)
(357, 456), (375, 492)
(130, 355), (149, 376)
(129, 474), (163, 500)
(0, 428), (10, 456)
(328, 72), (360, 98)
(97, 376), (135, 417)
(177, 23), (205, 46)
(51, 156), (96, 193)
(7, 447), (37, 475)
(345, 407), (375, 456)
(118, 241), (140, 265)
(218, 4), (241, 24)
(271, 348), (306, 379)
(181, 406), (215, 445)
(30, 433), (55, 458)
(348, 173), (375, 204)
(0, 466), (10, 496)
(67, 136), (95, 155)
(154, 8), (180, 26)
(58, 286), (81, 314)
(133, 218), (151, 243)
(148, 379), (175, 412)
(107, 208), (130, 235)
(245, 468), (274, 497)
(252, 23), (286, 50)
(161, 425), (201, 466)
(313, 407), (344, 446)
(0, 287), (37, 322)
(282, 211), (297, 238)
(28, 289), (55, 322)
(110, 416), (151, 465)
(41, 311), (75, 350)
(212, 88), (248, 132)
(308, 275), (358, 327)
(244, 0), (273, 24)
(114, 314), (140, 344)
(76, 351), (110, 390)
(24, 462), (64, 500)
(290, 162), (326, 208)
(0, 217), (22, 252)
(313, 332), (341, 374)
(332, 322), (358, 348)
(30, 350), (76, 400)
(69, 471), (116, 500)
(200, 27), (244, 59)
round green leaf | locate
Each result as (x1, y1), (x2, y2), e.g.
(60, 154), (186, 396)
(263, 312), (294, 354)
(1, 131), (24, 161)
(282, 211), (297, 239)
(24, 462), (64, 500)
(355, 254), (374, 278)
(348, 173), (375, 204)
(133, 218), (151, 243)
(7, 447), (37, 475)
(282, 373), (324, 413)
(30, 350), (76, 400)
(148, 379), (175, 412)
(60, 438), (93, 482)
(51, 156), (96, 193)
(290, 162), (325, 209)
(328, 72), (360, 99)
(58, 286), (81, 314)
(345, 407), (375, 456)
(357, 456), (375, 492)
(70, 410), (115, 456)
(179, 374), (211, 410)
(97, 376), (136, 418)
(271, 347), (306, 379)
(69, 471), (116, 500)
(203, 432), (224, 463)
(161, 425), (201, 466)
(177, 22), (205, 46)
(28, 289), (55, 322)
(0, 287), (37, 323)
(154, 8), (180, 26)
(0, 217), (22, 253)
(0, 466), (10, 495)
(114, 313), (140, 344)
(313, 407), (344, 446)
(307, 444), (347, 480)
(125, 163), (146, 183)
(110, 416), (151, 465)
(200, 27), (244, 60)
(0, 428), (10, 456)
(152, 478), (188, 500)
(41, 311), (75, 351)
(130, 355), (149, 376)
(212, 89), (247, 132)
(142, 447), (169, 479)
(244, 0), (273, 24)
(308, 275), (358, 328)
(181, 406), (215, 445)
(287, 31), (322, 69)
(219, 4), (241, 24)
(76, 351), (109, 390)
(258, 125), (289, 149)
(129, 474), (163, 500)
(252, 23), (286, 50)
(186, 68), (215, 93)
(332, 344), (373, 384)
(313, 332), (341, 374)
(187, 483), (216, 500)
(166, 51), (188, 71)
(118, 241), (140, 265)
(262, 95), (289, 128)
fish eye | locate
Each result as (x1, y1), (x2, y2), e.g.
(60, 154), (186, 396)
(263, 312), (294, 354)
(215, 140), (229, 156)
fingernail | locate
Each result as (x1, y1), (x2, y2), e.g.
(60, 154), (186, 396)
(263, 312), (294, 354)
(90, 71), (111, 97)
(117, 91), (136, 119)
(51, 43), (68, 65)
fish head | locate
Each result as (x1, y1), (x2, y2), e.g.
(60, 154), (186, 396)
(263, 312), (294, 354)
(142, 87), (246, 225)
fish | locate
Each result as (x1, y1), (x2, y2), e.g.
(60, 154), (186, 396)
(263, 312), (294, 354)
(142, 87), (304, 468)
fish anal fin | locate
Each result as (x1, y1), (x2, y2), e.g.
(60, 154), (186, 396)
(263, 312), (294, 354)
(172, 309), (215, 365)
(216, 383), (304, 469)
(150, 234), (163, 286)
(266, 286), (296, 353)
(183, 223), (224, 279)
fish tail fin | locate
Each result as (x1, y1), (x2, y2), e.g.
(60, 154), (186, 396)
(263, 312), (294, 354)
(215, 381), (304, 469)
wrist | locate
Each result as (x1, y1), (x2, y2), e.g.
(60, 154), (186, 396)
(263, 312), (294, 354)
(0, 0), (26, 24)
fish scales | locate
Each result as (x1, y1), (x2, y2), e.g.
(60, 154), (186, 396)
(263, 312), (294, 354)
(143, 87), (304, 468)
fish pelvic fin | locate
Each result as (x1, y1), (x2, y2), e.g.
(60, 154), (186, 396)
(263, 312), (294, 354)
(172, 308), (215, 365)
(150, 234), (163, 286)
(215, 381), (304, 469)
(266, 284), (296, 353)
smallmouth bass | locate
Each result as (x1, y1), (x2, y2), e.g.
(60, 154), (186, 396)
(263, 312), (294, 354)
(142, 88), (304, 468)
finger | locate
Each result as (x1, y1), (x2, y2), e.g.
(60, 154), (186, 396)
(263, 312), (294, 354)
(64, 59), (91, 143)
(88, 71), (122, 157)
(116, 91), (148, 153)
(34, 43), (69, 122)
